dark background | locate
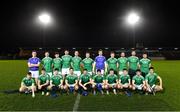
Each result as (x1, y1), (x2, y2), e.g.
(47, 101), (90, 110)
(0, 0), (180, 48)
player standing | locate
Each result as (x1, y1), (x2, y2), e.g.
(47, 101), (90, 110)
(93, 49), (107, 75)
(53, 52), (62, 74)
(106, 51), (118, 73)
(38, 68), (50, 96)
(28, 50), (40, 84)
(71, 51), (82, 77)
(82, 52), (94, 75)
(19, 72), (36, 98)
(128, 51), (139, 79)
(41, 51), (53, 77)
(145, 67), (163, 95)
(139, 53), (151, 77)
(61, 50), (72, 76)
(117, 52), (128, 75)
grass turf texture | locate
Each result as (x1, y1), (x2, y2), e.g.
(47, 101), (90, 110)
(0, 60), (180, 111)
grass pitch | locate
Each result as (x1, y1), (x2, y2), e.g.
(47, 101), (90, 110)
(0, 60), (180, 111)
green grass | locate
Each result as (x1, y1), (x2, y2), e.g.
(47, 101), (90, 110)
(0, 60), (180, 111)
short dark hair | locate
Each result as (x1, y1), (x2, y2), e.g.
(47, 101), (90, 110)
(55, 52), (59, 55)
(123, 68), (127, 71)
(149, 67), (154, 70)
(41, 68), (45, 71)
(69, 67), (74, 70)
(109, 69), (114, 71)
(54, 68), (59, 71)
(143, 52), (147, 55)
(97, 69), (101, 72)
(136, 69), (141, 72)
(110, 51), (115, 54)
(27, 72), (32, 76)
(98, 49), (103, 52)
(32, 50), (36, 53)
(83, 69), (87, 71)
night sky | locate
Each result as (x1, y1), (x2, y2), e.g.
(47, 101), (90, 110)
(1, 0), (180, 48)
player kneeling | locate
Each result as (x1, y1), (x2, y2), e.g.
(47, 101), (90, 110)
(119, 69), (132, 96)
(38, 68), (50, 96)
(145, 67), (163, 95)
(64, 68), (79, 94)
(91, 69), (105, 95)
(104, 69), (118, 95)
(48, 68), (63, 97)
(19, 72), (36, 98)
(79, 69), (92, 96)
(132, 69), (146, 94)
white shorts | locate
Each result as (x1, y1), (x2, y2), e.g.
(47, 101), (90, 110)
(62, 68), (69, 75)
(108, 83), (116, 88)
(47, 72), (53, 77)
(74, 71), (81, 77)
(135, 84), (143, 90)
(122, 83), (129, 87)
(88, 71), (92, 75)
(29, 71), (39, 78)
(119, 71), (123, 75)
(69, 84), (75, 87)
(96, 69), (104, 75)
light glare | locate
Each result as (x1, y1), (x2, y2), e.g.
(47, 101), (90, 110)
(127, 12), (140, 25)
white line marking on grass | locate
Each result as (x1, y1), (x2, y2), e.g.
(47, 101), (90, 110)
(73, 94), (81, 112)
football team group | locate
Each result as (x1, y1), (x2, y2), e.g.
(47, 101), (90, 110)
(19, 49), (163, 98)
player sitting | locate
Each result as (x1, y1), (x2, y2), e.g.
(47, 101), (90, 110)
(64, 68), (79, 94)
(38, 68), (50, 96)
(132, 69), (146, 94)
(92, 69), (105, 95)
(145, 67), (163, 95)
(119, 69), (132, 96)
(79, 69), (92, 96)
(19, 72), (36, 98)
(48, 68), (63, 97)
(104, 69), (118, 95)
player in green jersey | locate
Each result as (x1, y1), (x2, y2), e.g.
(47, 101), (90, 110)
(92, 69), (105, 95)
(117, 52), (128, 75)
(38, 68), (50, 96)
(64, 68), (79, 94)
(19, 72), (36, 98)
(132, 69), (146, 92)
(48, 68), (63, 97)
(82, 52), (94, 75)
(61, 50), (72, 76)
(52, 52), (62, 74)
(119, 69), (131, 89)
(145, 67), (163, 95)
(139, 53), (151, 77)
(128, 51), (139, 79)
(41, 51), (53, 77)
(71, 51), (82, 77)
(79, 69), (92, 95)
(107, 51), (118, 73)
(105, 69), (118, 95)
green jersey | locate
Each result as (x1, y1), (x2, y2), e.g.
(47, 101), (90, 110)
(128, 56), (139, 70)
(38, 74), (50, 85)
(66, 74), (78, 84)
(71, 56), (82, 71)
(106, 74), (118, 84)
(42, 57), (53, 72)
(22, 77), (34, 87)
(117, 57), (128, 71)
(145, 73), (158, 86)
(80, 74), (91, 84)
(107, 57), (118, 71)
(53, 57), (62, 71)
(132, 75), (144, 85)
(61, 55), (72, 68)
(119, 74), (130, 84)
(93, 75), (104, 83)
(51, 75), (63, 86)
(82, 58), (94, 72)
(139, 58), (151, 74)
